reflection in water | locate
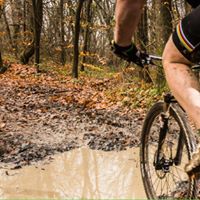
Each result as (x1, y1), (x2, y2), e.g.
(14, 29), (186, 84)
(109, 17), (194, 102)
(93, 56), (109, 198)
(0, 148), (146, 199)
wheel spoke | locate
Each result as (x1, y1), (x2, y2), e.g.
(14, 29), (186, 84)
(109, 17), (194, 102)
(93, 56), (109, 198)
(140, 102), (195, 199)
(166, 173), (172, 195)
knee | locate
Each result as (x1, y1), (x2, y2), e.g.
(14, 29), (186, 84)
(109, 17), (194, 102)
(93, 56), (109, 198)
(162, 36), (191, 70)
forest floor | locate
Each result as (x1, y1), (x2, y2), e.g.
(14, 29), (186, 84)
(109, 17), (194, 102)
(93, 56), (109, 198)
(0, 63), (196, 199)
(0, 63), (151, 169)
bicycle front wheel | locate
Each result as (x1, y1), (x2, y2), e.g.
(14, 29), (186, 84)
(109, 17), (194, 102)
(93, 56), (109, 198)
(140, 101), (196, 199)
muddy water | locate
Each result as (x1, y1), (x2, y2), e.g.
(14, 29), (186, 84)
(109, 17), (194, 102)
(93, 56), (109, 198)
(0, 148), (146, 199)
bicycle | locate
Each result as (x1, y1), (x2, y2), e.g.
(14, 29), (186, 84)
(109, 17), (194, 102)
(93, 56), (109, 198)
(139, 55), (199, 199)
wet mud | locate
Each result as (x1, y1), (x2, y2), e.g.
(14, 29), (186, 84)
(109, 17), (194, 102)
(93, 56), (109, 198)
(0, 148), (146, 199)
(0, 83), (143, 168)
(0, 68), (146, 198)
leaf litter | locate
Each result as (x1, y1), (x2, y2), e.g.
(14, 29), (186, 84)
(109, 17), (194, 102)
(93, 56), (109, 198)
(0, 63), (195, 198)
(0, 63), (144, 169)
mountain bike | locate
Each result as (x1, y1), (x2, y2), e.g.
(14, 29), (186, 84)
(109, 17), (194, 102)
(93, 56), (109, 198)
(139, 55), (199, 199)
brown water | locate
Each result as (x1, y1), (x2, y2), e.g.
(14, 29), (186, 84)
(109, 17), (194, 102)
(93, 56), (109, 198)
(0, 148), (146, 199)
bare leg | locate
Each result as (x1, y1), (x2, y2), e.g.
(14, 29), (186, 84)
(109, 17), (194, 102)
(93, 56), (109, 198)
(162, 36), (200, 129)
(114, 0), (145, 46)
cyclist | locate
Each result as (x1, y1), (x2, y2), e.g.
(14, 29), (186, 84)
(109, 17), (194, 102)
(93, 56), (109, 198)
(111, 0), (200, 175)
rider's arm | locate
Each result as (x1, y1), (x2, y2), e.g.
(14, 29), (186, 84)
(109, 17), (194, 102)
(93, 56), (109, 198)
(114, 0), (145, 47)
(112, 0), (146, 66)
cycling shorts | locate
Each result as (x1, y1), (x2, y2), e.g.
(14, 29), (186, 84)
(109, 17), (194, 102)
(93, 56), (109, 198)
(172, 5), (200, 63)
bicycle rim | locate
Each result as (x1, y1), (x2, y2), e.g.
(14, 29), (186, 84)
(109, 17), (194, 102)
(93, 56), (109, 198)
(140, 102), (196, 199)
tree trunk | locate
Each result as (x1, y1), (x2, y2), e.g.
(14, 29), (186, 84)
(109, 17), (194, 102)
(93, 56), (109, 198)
(32, 0), (43, 72)
(20, 0), (35, 64)
(0, 51), (7, 74)
(137, 6), (148, 51)
(81, 0), (92, 71)
(0, 6), (6, 73)
(155, 0), (172, 87)
(60, 0), (66, 65)
(160, 0), (172, 46)
(0, 50), (3, 68)
(23, 0), (26, 38)
(20, 41), (35, 64)
(72, 0), (85, 78)
(0, 7), (3, 68)
(137, 5), (152, 83)
(3, 9), (18, 58)
(9, 0), (23, 56)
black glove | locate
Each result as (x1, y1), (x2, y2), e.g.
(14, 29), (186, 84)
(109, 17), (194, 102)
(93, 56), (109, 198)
(111, 41), (147, 67)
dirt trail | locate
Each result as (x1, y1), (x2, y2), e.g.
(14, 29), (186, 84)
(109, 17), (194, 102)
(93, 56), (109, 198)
(0, 64), (144, 168)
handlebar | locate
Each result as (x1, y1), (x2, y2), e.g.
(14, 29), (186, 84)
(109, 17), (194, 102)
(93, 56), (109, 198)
(140, 54), (162, 66)
(149, 55), (162, 61)
(133, 54), (200, 70)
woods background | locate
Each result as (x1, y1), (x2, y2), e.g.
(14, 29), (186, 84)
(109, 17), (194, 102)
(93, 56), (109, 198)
(0, 0), (191, 80)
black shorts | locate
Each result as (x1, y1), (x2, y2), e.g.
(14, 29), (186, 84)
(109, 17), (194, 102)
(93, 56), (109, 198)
(172, 5), (200, 63)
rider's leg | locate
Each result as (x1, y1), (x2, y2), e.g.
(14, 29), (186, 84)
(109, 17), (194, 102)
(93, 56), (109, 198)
(162, 4), (200, 129)
(114, 0), (144, 47)
(162, 36), (200, 129)
(162, 35), (200, 174)
(162, 5), (200, 175)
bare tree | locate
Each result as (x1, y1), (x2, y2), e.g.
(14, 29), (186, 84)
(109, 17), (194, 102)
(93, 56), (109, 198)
(20, 0), (34, 64)
(32, 0), (43, 72)
(81, 0), (92, 71)
(0, 4), (7, 73)
(160, 0), (172, 46)
(0, 5), (3, 68)
(60, 0), (66, 65)
(72, 0), (85, 78)
(136, 4), (152, 83)
(0, 0), (187, 85)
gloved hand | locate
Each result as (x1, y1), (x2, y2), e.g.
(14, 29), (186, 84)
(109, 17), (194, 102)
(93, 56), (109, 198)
(111, 41), (148, 67)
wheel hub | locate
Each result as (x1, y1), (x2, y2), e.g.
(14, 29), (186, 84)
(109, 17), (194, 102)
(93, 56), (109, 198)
(154, 151), (173, 178)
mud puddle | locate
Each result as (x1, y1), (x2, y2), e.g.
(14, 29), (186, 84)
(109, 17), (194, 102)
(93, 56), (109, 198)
(0, 147), (146, 199)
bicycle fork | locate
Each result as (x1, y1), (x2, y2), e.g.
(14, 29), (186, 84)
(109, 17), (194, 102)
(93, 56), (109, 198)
(154, 93), (183, 172)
